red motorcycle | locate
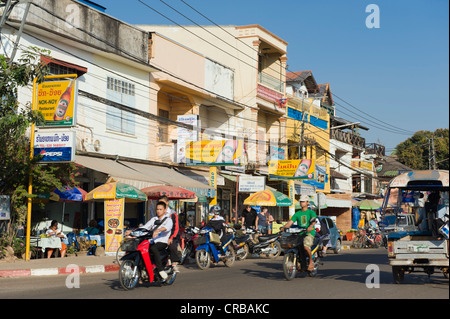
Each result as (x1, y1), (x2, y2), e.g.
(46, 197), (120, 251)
(179, 226), (200, 265)
(119, 228), (177, 290)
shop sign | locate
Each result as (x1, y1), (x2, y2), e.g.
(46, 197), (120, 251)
(33, 130), (75, 162)
(268, 159), (315, 180)
(351, 160), (373, 171)
(104, 198), (125, 255)
(36, 79), (78, 127)
(239, 176), (265, 193)
(186, 140), (244, 166)
(176, 115), (199, 163)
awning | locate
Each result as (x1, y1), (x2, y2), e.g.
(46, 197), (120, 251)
(120, 161), (215, 197)
(75, 155), (215, 196)
(75, 155), (159, 189)
(325, 198), (352, 208)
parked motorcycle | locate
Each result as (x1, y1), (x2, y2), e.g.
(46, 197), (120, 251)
(281, 226), (325, 280)
(179, 226), (200, 265)
(119, 228), (177, 290)
(352, 227), (382, 248)
(195, 225), (236, 270)
(233, 228), (282, 260)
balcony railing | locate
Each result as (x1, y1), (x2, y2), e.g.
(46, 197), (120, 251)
(258, 72), (284, 92)
(331, 129), (365, 148)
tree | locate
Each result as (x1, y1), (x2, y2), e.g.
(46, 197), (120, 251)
(0, 47), (79, 253)
(395, 129), (449, 170)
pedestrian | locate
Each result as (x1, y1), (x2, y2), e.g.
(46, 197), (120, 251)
(256, 206), (269, 234)
(241, 205), (258, 230)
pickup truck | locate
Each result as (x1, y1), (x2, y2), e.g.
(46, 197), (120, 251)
(383, 170), (449, 283)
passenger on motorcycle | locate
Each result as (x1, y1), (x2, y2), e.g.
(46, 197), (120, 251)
(280, 194), (317, 271)
(141, 201), (173, 280)
(159, 196), (181, 273)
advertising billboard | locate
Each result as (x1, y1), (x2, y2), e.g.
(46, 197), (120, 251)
(36, 79), (78, 127)
(185, 140), (244, 166)
(268, 159), (315, 180)
(33, 130), (75, 162)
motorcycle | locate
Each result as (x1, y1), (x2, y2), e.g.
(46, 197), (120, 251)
(119, 228), (177, 290)
(195, 225), (236, 270)
(352, 227), (382, 248)
(281, 226), (326, 280)
(179, 226), (200, 265)
(233, 227), (282, 260)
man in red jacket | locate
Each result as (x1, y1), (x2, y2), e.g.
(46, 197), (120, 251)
(159, 196), (181, 273)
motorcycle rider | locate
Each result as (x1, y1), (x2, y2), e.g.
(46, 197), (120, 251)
(280, 194), (317, 272)
(142, 201), (173, 280)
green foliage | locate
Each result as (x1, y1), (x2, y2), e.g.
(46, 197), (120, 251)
(395, 129), (449, 170)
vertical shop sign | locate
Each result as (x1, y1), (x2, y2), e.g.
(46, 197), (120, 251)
(104, 198), (125, 255)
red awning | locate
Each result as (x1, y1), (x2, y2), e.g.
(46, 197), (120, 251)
(40, 56), (88, 76)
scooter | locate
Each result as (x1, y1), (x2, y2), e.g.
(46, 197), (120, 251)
(179, 226), (200, 265)
(119, 228), (177, 290)
(233, 228), (282, 260)
(195, 225), (236, 270)
(281, 226), (326, 280)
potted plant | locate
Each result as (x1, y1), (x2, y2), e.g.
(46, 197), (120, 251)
(346, 229), (357, 241)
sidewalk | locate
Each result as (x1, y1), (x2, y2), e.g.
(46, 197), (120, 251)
(0, 254), (119, 278)
(0, 241), (353, 279)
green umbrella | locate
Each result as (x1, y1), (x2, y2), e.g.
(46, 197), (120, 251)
(244, 188), (293, 206)
(85, 181), (147, 202)
(354, 199), (380, 210)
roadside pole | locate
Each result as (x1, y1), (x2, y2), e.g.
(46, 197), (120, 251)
(25, 77), (38, 261)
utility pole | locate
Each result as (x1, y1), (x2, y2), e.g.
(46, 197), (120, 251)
(0, 0), (32, 64)
(427, 136), (442, 170)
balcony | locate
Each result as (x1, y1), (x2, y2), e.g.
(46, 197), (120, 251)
(258, 72), (284, 92)
(331, 129), (365, 149)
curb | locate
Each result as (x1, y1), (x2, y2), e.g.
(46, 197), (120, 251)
(0, 264), (120, 279)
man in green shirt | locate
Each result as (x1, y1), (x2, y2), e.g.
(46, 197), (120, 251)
(281, 194), (317, 271)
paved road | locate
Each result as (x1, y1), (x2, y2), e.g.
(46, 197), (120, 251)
(0, 248), (447, 300)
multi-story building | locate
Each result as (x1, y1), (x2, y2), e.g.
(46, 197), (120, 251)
(1, 0), (213, 230)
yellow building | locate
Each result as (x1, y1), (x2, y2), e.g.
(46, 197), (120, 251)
(285, 95), (331, 193)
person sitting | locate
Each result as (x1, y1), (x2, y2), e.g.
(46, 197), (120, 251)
(85, 220), (100, 235)
(45, 220), (67, 258)
(141, 201), (173, 280)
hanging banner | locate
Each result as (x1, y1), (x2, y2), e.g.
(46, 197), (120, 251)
(185, 140), (244, 166)
(104, 198), (125, 255)
(209, 167), (218, 207)
(176, 115), (199, 163)
(268, 159), (315, 180)
(36, 79), (78, 127)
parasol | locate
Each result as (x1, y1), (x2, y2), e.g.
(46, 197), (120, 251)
(243, 188), (292, 207)
(141, 185), (196, 200)
(53, 186), (87, 232)
(354, 199), (381, 210)
(85, 181), (147, 202)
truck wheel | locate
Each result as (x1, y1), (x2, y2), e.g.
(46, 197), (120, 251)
(392, 266), (405, 284)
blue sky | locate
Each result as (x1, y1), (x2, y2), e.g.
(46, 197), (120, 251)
(94, 0), (449, 154)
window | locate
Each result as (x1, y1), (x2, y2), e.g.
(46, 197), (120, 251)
(41, 56), (87, 77)
(106, 76), (136, 135)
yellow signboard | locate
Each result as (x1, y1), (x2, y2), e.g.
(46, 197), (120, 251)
(104, 198), (125, 254)
(268, 159), (315, 180)
(351, 160), (373, 171)
(36, 79), (77, 126)
(185, 140), (244, 166)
